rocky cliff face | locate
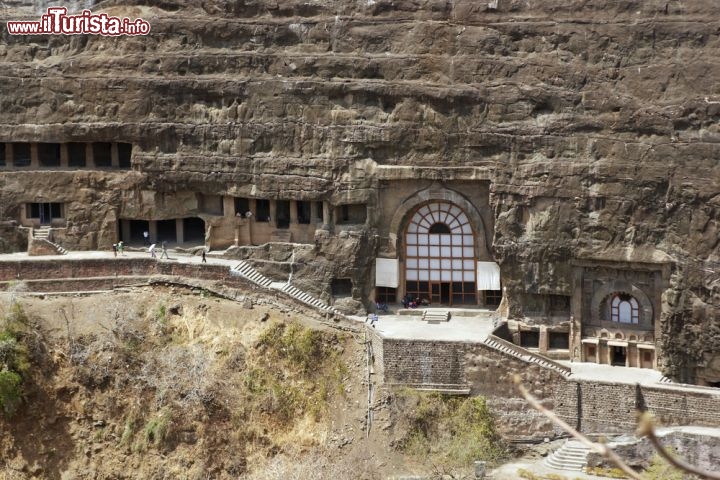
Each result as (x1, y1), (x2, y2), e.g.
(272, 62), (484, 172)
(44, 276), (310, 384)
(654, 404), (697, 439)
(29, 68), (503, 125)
(1, 0), (719, 383)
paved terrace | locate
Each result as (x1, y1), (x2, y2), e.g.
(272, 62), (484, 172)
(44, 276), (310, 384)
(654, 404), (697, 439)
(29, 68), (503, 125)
(349, 308), (674, 387)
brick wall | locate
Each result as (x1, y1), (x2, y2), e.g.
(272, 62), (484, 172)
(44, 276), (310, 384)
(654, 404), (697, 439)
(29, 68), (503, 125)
(0, 259), (249, 286)
(0, 258), (158, 281)
(554, 381), (720, 434)
(381, 339), (466, 387)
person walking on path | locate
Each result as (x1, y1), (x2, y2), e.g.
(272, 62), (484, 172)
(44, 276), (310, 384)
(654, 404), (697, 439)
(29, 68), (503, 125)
(143, 230), (150, 245)
(112, 243), (117, 257)
(201, 249), (207, 263)
(160, 241), (169, 259)
(118, 241), (124, 256)
(149, 243), (156, 258)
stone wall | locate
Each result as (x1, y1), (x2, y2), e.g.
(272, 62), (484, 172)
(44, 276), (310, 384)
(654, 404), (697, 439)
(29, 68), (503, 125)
(376, 334), (720, 438)
(0, 258), (273, 298)
(588, 428), (720, 471)
(376, 335), (566, 438)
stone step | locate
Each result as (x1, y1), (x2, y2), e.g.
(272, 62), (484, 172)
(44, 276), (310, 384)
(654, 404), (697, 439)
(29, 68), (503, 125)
(544, 441), (590, 472)
(422, 310), (450, 323)
(230, 261), (273, 287)
(230, 262), (341, 316)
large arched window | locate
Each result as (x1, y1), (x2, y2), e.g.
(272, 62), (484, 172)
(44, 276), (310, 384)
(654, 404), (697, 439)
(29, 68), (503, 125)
(404, 201), (476, 305)
(610, 293), (639, 324)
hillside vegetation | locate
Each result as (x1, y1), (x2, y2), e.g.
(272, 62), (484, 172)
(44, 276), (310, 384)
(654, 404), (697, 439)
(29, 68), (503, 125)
(0, 286), (507, 479)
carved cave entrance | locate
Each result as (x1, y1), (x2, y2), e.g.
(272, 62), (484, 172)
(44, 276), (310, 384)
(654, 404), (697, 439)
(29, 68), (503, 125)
(404, 201), (477, 306)
(27, 203), (63, 225)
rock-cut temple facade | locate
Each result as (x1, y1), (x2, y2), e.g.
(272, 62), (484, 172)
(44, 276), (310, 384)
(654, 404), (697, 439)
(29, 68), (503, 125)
(1, 0), (719, 387)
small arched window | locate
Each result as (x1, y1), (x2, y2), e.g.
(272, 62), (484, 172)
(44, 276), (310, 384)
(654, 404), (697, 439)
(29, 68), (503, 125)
(611, 293), (639, 324)
(429, 222), (451, 234)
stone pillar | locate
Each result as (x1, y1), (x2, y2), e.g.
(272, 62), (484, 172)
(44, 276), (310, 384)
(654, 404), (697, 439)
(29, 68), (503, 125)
(569, 267), (584, 361)
(114, 214), (120, 243)
(223, 196), (235, 217)
(120, 219), (131, 242)
(111, 142), (119, 168)
(60, 144), (69, 168)
(269, 200), (277, 228)
(474, 461), (486, 479)
(248, 199), (255, 244)
(290, 200), (299, 224)
(322, 201), (332, 229)
(176, 218), (184, 244)
(310, 201), (319, 224)
(30, 143), (39, 168)
(86, 143), (95, 168)
(149, 220), (158, 243)
(538, 327), (548, 354)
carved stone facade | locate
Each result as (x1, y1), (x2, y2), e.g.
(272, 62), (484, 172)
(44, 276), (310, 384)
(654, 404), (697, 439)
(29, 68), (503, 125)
(1, 0), (719, 384)
(571, 261), (670, 369)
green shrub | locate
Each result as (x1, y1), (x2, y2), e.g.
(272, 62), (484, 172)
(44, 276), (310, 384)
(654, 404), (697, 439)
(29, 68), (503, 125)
(144, 407), (173, 447)
(3, 302), (30, 334)
(258, 321), (328, 373)
(0, 330), (30, 376)
(397, 391), (508, 467)
(120, 410), (140, 447)
(644, 450), (683, 480)
(585, 466), (628, 478)
(238, 321), (347, 428)
(0, 370), (22, 417)
(0, 303), (32, 417)
(155, 303), (167, 325)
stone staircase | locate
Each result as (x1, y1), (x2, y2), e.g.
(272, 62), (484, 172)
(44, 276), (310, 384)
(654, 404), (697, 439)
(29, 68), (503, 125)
(31, 227), (68, 255)
(422, 309), (451, 323)
(230, 260), (341, 316)
(280, 283), (341, 315)
(544, 440), (591, 471)
(483, 335), (572, 379)
(33, 227), (51, 240)
(230, 261), (273, 287)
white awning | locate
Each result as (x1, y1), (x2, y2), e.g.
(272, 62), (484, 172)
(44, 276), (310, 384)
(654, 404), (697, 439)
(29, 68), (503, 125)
(637, 343), (656, 350)
(375, 258), (399, 288)
(476, 261), (501, 290)
(581, 338), (600, 344)
(608, 340), (629, 347)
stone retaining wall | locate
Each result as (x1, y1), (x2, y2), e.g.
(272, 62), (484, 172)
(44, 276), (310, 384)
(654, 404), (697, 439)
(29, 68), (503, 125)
(375, 334), (720, 438)
(0, 258), (248, 288)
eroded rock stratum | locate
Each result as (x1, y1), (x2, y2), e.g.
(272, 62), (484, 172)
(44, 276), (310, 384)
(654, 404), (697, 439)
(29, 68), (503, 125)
(1, 0), (719, 385)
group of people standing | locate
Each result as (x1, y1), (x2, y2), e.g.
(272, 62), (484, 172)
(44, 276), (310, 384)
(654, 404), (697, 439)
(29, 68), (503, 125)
(112, 230), (206, 263)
